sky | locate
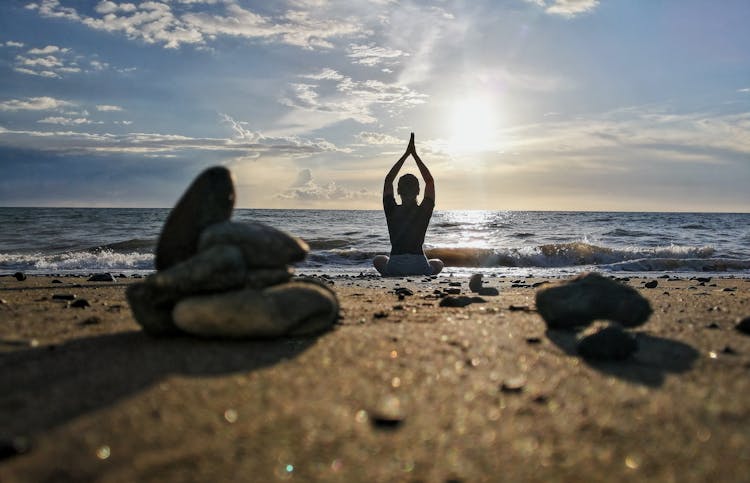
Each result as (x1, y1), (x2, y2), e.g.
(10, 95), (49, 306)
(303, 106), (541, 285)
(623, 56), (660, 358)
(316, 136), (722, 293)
(0, 0), (748, 211)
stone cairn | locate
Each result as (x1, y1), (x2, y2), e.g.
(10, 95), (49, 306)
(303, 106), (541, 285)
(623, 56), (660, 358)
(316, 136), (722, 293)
(127, 166), (339, 338)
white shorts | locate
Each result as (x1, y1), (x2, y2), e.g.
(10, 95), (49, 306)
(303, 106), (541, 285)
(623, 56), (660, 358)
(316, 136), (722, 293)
(385, 253), (432, 276)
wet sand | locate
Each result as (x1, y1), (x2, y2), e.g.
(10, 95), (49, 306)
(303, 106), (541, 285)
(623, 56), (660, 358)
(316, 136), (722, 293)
(1, 274), (749, 482)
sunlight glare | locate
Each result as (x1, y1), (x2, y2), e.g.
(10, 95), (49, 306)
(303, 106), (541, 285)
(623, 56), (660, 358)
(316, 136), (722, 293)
(446, 96), (499, 154)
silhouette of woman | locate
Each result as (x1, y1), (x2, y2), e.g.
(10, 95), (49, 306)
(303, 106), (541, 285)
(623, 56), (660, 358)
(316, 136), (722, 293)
(373, 133), (444, 276)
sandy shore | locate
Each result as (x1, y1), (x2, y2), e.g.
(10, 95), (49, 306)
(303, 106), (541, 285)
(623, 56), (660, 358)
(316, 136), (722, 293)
(1, 273), (749, 482)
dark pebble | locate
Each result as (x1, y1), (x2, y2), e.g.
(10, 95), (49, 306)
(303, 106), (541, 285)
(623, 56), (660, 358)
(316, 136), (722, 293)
(52, 294), (76, 301)
(723, 287), (736, 292)
(721, 345), (738, 355)
(706, 322), (720, 329)
(525, 337), (542, 344)
(696, 277), (712, 283)
(644, 280), (658, 289)
(13, 272), (26, 281)
(445, 288), (461, 295)
(439, 296), (486, 308)
(477, 287), (499, 296)
(531, 281), (549, 288)
(577, 327), (638, 361)
(736, 317), (750, 335)
(469, 274), (483, 292)
(373, 311), (389, 319)
(448, 282), (462, 287)
(508, 305), (531, 312)
(70, 299), (91, 308)
(88, 273), (115, 282)
(394, 287), (413, 296)
(51, 279), (63, 284)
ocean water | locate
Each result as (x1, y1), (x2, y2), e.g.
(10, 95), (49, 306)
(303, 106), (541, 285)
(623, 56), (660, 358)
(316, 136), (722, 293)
(1, 208), (749, 277)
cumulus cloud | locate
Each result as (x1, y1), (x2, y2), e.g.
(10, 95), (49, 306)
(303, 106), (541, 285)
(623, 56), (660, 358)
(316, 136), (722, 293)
(38, 116), (101, 125)
(0, 96), (74, 111)
(525, 0), (600, 18)
(27, 0), (365, 50)
(281, 68), (427, 124)
(2, 41), (26, 48)
(96, 104), (123, 111)
(277, 169), (376, 202)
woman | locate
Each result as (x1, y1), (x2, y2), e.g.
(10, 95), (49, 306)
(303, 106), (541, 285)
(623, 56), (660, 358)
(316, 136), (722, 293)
(373, 133), (444, 276)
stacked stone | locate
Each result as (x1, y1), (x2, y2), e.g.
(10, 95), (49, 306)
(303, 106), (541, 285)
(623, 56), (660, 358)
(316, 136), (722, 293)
(127, 166), (339, 338)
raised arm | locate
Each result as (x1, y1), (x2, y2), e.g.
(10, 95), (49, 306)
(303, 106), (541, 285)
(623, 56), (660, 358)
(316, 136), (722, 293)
(410, 136), (435, 201)
(383, 133), (413, 197)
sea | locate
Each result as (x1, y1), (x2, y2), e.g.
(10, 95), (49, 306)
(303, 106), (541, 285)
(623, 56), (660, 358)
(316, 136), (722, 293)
(1, 208), (749, 278)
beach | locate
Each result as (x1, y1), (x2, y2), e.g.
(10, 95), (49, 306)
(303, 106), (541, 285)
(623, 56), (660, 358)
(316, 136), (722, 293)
(2, 273), (749, 482)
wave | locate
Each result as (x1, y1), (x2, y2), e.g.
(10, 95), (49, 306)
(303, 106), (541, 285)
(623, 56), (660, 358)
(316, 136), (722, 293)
(511, 232), (536, 238)
(0, 250), (153, 271)
(93, 238), (156, 252)
(603, 228), (651, 237)
(681, 224), (708, 230)
(304, 238), (352, 250)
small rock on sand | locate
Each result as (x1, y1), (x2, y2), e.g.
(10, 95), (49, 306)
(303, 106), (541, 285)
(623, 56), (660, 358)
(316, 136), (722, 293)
(88, 273), (116, 282)
(478, 287), (500, 296)
(155, 166), (235, 270)
(469, 273), (483, 292)
(370, 395), (404, 429)
(69, 299), (90, 308)
(577, 326), (638, 361)
(198, 221), (308, 268)
(439, 296), (486, 308)
(736, 317), (750, 335)
(535, 272), (652, 329)
(644, 280), (658, 289)
(13, 272), (26, 281)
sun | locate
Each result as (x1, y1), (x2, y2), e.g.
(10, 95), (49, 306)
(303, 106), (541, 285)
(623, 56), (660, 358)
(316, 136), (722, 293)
(446, 96), (499, 154)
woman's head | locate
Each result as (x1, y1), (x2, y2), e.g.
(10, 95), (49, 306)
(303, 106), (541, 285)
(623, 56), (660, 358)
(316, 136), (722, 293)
(397, 174), (420, 201)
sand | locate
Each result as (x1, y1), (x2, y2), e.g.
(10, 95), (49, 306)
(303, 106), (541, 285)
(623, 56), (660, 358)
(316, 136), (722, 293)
(1, 273), (749, 482)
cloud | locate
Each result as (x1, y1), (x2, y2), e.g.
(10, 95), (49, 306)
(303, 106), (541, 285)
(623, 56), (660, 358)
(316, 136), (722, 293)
(281, 68), (427, 124)
(96, 104), (123, 111)
(0, 96), (74, 111)
(9, 42), (121, 78)
(525, 0), (600, 18)
(347, 43), (406, 66)
(2, 41), (26, 48)
(356, 131), (402, 145)
(738, 88), (750, 93)
(27, 0), (365, 50)
(38, 116), (100, 125)
(277, 169), (376, 202)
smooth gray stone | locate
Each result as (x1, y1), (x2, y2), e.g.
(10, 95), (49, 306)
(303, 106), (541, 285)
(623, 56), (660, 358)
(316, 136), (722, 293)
(198, 221), (308, 268)
(155, 166), (235, 270)
(577, 326), (638, 360)
(172, 282), (338, 338)
(535, 272), (652, 329)
(126, 282), (182, 336)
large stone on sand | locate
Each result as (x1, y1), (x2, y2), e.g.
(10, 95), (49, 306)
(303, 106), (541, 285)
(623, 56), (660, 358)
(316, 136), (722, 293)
(535, 272), (652, 328)
(125, 282), (181, 336)
(198, 221), (308, 268)
(172, 282), (338, 338)
(149, 244), (292, 295)
(155, 166), (235, 270)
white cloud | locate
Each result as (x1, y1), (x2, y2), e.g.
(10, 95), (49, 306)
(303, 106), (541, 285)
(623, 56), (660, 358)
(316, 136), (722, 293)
(347, 43), (406, 66)
(281, 68), (427, 124)
(38, 116), (99, 125)
(27, 45), (69, 54)
(10, 43), (120, 78)
(277, 169), (377, 202)
(525, 0), (600, 18)
(0, 96), (74, 111)
(2, 41), (25, 48)
(356, 131), (402, 145)
(28, 0), (365, 50)
(739, 88), (750, 93)
(96, 104), (123, 111)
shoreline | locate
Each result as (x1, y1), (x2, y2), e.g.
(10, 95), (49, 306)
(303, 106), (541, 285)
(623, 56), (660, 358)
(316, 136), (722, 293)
(1, 274), (749, 481)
